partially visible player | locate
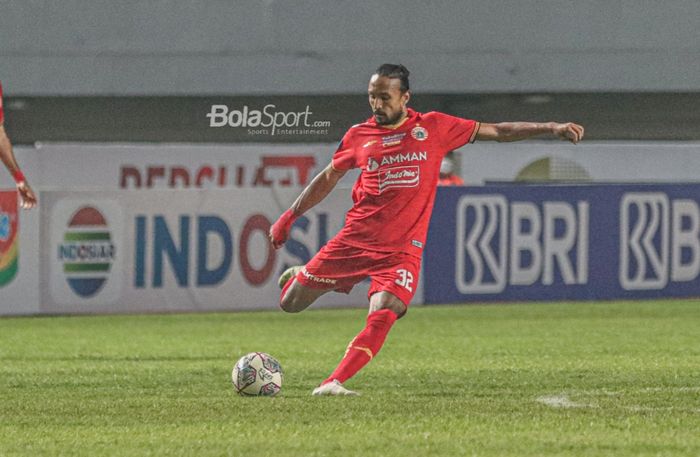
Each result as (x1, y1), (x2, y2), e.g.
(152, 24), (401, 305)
(270, 64), (584, 396)
(0, 81), (37, 209)
(438, 155), (464, 186)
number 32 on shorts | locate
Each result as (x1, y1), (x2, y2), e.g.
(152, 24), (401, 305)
(395, 268), (414, 292)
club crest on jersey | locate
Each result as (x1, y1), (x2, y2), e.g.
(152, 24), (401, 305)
(411, 126), (428, 141)
(382, 133), (406, 147)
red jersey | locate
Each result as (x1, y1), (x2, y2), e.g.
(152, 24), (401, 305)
(332, 108), (479, 258)
(0, 81), (4, 124)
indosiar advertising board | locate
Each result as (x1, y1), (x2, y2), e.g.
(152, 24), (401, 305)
(39, 189), (378, 314)
(424, 184), (700, 303)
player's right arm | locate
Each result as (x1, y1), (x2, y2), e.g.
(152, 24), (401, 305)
(269, 163), (347, 249)
(0, 123), (37, 209)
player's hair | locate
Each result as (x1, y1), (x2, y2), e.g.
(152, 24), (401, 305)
(374, 63), (410, 93)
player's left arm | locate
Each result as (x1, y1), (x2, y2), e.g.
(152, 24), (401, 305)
(0, 124), (37, 209)
(475, 122), (584, 144)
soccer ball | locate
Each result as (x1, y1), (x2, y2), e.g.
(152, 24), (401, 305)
(231, 352), (283, 396)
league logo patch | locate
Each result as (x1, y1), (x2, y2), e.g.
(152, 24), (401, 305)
(378, 166), (420, 193)
(382, 133), (406, 147)
(411, 126), (428, 141)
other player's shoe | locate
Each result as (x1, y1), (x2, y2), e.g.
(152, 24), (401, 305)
(311, 379), (359, 396)
(278, 265), (302, 289)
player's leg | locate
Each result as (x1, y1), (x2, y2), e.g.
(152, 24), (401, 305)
(313, 255), (418, 396)
(279, 275), (329, 313)
(314, 292), (403, 394)
(279, 238), (362, 314)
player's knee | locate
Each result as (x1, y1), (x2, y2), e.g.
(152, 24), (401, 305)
(279, 294), (300, 313)
(383, 301), (407, 318)
(370, 293), (407, 318)
(280, 291), (306, 313)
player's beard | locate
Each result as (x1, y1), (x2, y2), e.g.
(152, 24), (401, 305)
(374, 110), (405, 126)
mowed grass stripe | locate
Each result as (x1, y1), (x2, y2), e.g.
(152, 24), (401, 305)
(1, 300), (699, 457)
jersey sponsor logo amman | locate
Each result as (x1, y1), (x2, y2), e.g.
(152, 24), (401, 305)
(380, 151), (427, 167)
(0, 192), (18, 287)
(366, 151), (427, 172)
(57, 206), (116, 297)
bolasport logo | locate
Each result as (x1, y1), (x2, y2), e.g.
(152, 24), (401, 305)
(206, 104), (331, 136)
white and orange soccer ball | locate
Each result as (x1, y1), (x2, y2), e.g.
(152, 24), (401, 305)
(231, 352), (283, 396)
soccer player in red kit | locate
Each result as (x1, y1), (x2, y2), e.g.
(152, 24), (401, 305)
(0, 81), (37, 209)
(269, 64), (584, 396)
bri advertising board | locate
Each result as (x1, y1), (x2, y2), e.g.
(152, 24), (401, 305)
(424, 184), (700, 303)
(39, 189), (381, 314)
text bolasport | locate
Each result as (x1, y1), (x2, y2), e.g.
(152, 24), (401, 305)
(206, 104), (331, 135)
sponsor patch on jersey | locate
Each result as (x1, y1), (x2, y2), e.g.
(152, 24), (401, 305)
(411, 240), (423, 248)
(379, 166), (420, 193)
(367, 157), (380, 172)
(411, 126), (428, 141)
(382, 133), (406, 147)
(380, 151), (427, 167)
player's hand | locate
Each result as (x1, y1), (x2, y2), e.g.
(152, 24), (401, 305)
(553, 123), (584, 144)
(17, 181), (37, 209)
(269, 209), (297, 249)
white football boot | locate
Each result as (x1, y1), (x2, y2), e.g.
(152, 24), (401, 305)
(312, 379), (359, 396)
(278, 265), (303, 289)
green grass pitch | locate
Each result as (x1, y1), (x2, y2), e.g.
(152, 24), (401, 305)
(1, 300), (699, 456)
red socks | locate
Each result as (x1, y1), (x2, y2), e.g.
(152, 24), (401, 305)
(323, 308), (398, 385)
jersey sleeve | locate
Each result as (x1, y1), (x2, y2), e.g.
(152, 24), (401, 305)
(433, 112), (479, 152)
(331, 129), (357, 171)
(0, 81), (4, 125)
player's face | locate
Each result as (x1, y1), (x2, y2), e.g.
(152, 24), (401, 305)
(368, 75), (409, 126)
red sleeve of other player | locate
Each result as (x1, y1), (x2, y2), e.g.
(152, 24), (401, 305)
(331, 129), (357, 171)
(0, 81), (4, 125)
(433, 112), (479, 152)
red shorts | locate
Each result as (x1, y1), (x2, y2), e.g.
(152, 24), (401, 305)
(296, 237), (421, 306)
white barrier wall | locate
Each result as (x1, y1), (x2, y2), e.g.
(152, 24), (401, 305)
(3, 140), (698, 316)
(457, 142), (700, 185)
(27, 142), (700, 190)
(31, 143), (360, 190)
